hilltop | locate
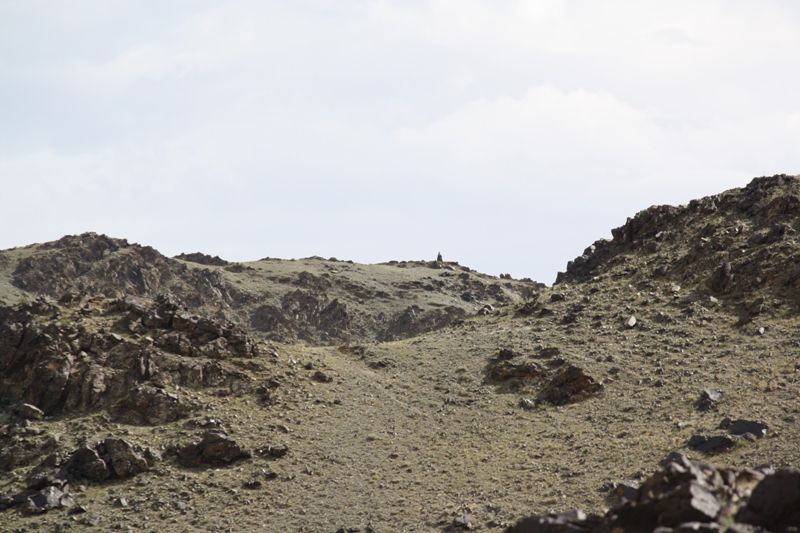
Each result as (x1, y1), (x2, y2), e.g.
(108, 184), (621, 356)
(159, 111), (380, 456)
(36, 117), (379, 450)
(0, 235), (539, 344)
(1, 174), (800, 533)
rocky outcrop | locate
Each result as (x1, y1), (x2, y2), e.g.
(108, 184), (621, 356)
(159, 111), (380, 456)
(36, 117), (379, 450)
(556, 175), (800, 313)
(1, 438), (159, 514)
(12, 233), (175, 297)
(0, 294), (257, 419)
(508, 455), (800, 533)
(484, 351), (602, 404)
(539, 364), (604, 406)
(379, 305), (466, 342)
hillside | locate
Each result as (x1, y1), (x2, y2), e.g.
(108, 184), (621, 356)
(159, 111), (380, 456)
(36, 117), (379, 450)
(1, 174), (800, 533)
(0, 234), (539, 344)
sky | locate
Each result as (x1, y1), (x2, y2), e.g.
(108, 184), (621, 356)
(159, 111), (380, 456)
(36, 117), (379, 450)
(2, 1), (799, 284)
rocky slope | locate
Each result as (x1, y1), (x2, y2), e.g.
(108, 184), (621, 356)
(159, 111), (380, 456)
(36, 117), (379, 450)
(558, 174), (800, 319)
(1, 233), (540, 345)
(1, 174), (800, 533)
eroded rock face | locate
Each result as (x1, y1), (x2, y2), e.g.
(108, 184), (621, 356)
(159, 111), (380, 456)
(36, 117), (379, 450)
(0, 294), (257, 420)
(250, 290), (353, 343)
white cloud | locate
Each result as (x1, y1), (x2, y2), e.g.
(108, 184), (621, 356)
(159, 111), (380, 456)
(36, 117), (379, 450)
(394, 84), (665, 187)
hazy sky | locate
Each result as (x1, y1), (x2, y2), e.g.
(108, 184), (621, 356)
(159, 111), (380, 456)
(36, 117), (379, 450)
(2, 1), (799, 283)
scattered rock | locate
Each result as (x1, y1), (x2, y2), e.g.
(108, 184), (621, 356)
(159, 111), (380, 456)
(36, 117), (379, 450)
(508, 510), (596, 533)
(255, 444), (289, 459)
(518, 398), (538, 410)
(624, 315), (637, 328)
(66, 438), (159, 481)
(536, 347), (561, 359)
(496, 348), (519, 360)
(102, 438), (159, 478)
(2, 438), (157, 514)
(603, 481), (640, 504)
(736, 469), (800, 530)
(113, 497), (129, 507)
(23, 485), (73, 514)
(708, 262), (733, 293)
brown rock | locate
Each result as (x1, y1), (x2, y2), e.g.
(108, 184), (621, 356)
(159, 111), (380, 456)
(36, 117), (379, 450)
(110, 386), (195, 426)
(709, 262), (733, 293)
(539, 365), (603, 406)
(178, 431), (251, 467)
(103, 438), (157, 477)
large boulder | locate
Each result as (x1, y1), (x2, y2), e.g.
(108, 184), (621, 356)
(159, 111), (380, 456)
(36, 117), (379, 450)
(177, 430), (251, 467)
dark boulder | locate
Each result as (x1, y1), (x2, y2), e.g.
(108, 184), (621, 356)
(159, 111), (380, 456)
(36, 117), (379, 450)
(688, 435), (735, 455)
(177, 430), (251, 467)
(539, 365), (603, 406)
(736, 470), (800, 531)
(726, 420), (768, 439)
